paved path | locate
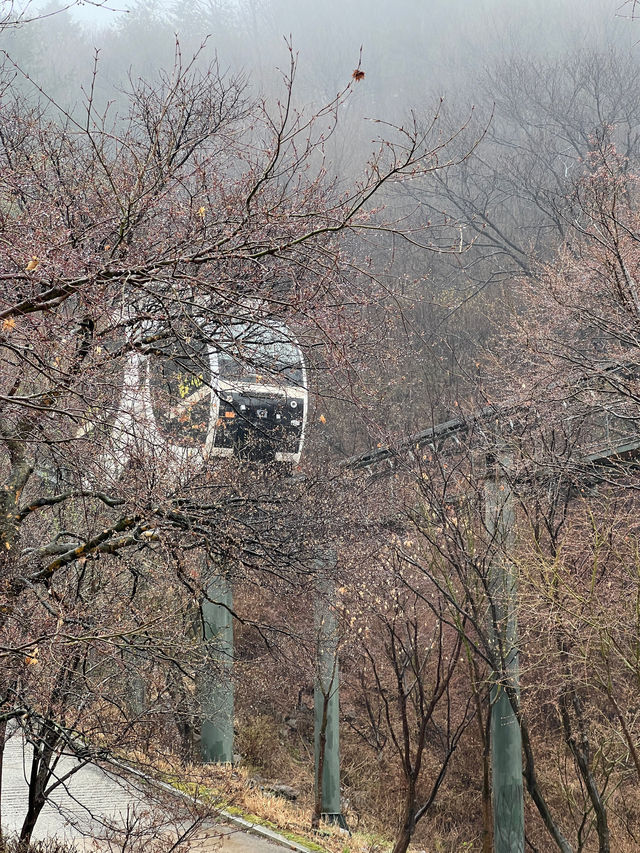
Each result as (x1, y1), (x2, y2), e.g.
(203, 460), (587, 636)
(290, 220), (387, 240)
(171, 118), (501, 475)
(2, 734), (287, 852)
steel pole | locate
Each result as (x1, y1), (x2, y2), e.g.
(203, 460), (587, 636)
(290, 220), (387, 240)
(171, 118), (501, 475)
(313, 550), (345, 826)
(484, 455), (524, 853)
(200, 572), (234, 764)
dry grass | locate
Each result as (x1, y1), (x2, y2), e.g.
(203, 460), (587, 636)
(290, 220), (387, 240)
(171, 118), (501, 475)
(0, 840), (78, 853)
(116, 712), (640, 853)
(117, 752), (391, 853)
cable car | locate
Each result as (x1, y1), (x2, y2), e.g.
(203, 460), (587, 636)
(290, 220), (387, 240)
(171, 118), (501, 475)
(77, 314), (307, 479)
(210, 321), (307, 464)
(146, 318), (308, 466)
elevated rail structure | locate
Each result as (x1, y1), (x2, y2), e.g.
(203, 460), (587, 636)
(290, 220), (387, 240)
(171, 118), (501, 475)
(179, 355), (640, 847)
(337, 366), (640, 853)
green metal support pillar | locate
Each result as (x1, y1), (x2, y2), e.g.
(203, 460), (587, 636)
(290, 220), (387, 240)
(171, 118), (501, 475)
(201, 572), (234, 764)
(484, 454), (524, 853)
(314, 550), (345, 826)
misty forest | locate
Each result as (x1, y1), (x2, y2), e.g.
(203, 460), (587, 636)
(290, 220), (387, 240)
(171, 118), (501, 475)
(6, 1), (640, 852)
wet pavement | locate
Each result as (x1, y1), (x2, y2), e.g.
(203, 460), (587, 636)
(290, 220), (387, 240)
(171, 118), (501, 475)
(2, 734), (288, 852)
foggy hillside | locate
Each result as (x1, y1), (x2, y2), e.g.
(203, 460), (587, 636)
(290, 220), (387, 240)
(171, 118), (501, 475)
(6, 4), (640, 853)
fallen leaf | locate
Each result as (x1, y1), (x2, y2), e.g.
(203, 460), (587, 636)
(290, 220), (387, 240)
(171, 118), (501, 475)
(25, 646), (39, 666)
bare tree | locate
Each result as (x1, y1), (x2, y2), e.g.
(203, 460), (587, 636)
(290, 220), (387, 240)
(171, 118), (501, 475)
(349, 563), (472, 853)
(0, 33), (473, 840)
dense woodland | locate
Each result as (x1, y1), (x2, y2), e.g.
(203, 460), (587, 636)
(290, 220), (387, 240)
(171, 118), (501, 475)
(4, 2), (640, 852)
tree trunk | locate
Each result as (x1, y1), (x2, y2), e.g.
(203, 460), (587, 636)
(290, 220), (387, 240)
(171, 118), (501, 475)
(391, 826), (413, 853)
(0, 719), (6, 845)
(20, 747), (47, 845)
(470, 655), (492, 853)
(559, 692), (609, 853)
(520, 716), (574, 853)
(391, 787), (416, 853)
(481, 706), (492, 853)
(20, 721), (63, 845)
(311, 691), (328, 829)
(20, 797), (44, 847)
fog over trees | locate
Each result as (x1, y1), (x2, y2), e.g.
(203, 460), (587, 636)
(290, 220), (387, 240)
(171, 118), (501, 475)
(4, 2), (640, 853)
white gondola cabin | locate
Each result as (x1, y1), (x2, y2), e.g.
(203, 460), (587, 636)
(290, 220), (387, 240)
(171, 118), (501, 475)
(147, 319), (307, 465)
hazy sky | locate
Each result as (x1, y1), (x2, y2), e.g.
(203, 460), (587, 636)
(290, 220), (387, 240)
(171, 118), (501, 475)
(22, 0), (639, 117)
(66, 0), (132, 25)
(38, 0), (634, 37)
(35, 0), (137, 27)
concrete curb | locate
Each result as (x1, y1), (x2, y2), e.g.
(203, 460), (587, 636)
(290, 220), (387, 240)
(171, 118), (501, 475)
(104, 757), (316, 853)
